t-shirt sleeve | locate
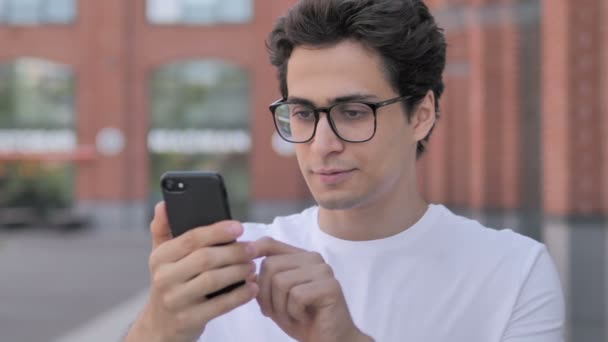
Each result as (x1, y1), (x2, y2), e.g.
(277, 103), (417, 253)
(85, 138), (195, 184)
(197, 320), (236, 342)
(501, 246), (566, 342)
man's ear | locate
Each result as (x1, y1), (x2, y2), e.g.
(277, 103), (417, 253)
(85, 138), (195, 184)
(412, 90), (437, 142)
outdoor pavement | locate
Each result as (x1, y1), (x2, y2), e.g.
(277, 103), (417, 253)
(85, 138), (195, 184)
(0, 226), (152, 342)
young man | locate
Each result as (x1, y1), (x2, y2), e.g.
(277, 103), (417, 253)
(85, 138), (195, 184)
(125, 0), (565, 341)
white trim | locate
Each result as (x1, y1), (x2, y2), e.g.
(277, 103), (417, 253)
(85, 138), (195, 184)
(52, 289), (149, 342)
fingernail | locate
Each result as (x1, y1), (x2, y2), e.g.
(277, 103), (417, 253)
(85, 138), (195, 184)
(226, 223), (241, 235)
(250, 283), (259, 295)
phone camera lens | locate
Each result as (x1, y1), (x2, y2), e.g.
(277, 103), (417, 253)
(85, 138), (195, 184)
(164, 179), (175, 191)
(163, 178), (186, 192)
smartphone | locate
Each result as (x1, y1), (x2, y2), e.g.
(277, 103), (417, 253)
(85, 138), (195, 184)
(160, 171), (244, 298)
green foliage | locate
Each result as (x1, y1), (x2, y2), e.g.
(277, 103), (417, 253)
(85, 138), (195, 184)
(0, 59), (74, 129)
(0, 164), (73, 216)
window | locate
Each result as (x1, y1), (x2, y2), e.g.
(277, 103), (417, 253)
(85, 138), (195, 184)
(0, 58), (76, 213)
(149, 60), (251, 219)
(0, 0), (75, 25)
(147, 0), (252, 25)
(0, 58), (74, 129)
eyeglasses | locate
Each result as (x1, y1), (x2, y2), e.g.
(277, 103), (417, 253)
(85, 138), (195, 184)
(269, 95), (411, 143)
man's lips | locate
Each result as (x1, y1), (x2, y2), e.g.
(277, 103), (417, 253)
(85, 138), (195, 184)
(311, 168), (356, 185)
(313, 168), (355, 175)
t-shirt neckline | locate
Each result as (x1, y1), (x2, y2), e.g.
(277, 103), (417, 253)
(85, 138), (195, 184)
(310, 204), (444, 254)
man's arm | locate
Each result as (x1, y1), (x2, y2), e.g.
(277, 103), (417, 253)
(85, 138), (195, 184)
(501, 247), (566, 341)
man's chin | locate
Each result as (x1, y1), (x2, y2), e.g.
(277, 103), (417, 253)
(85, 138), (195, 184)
(314, 193), (362, 211)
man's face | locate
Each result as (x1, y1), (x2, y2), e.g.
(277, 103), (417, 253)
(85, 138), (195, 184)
(286, 40), (421, 210)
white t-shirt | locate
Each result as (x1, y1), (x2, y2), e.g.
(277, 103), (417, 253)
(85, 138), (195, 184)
(199, 204), (565, 341)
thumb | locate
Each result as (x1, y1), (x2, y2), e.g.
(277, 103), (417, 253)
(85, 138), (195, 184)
(150, 201), (173, 249)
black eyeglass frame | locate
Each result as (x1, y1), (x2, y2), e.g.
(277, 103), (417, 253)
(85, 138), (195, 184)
(269, 95), (411, 143)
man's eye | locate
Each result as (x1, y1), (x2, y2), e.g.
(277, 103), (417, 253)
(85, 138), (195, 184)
(338, 108), (371, 120)
(334, 103), (372, 120)
(343, 111), (364, 118)
(292, 110), (314, 119)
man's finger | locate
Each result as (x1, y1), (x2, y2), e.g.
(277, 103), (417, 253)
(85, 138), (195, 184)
(252, 237), (304, 258)
(191, 281), (259, 324)
(256, 252), (321, 317)
(166, 262), (255, 310)
(286, 281), (319, 323)
(168, 242), (256, 283)
(286, 278), (339, 323)
(150, 221), (244, 265)
(151, 202), (173, 250)
(270, 268), (313, 324)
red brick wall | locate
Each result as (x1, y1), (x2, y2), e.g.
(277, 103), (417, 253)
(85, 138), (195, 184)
(0, 0), (301, 203)
(423, 0), (521, 211)
(93, 0), (302, 202)
(0, 0), (605, 216)
(565, 0), (604, 215)
(541, 0), (570, 215)
(423, 0), (607, 216)
(541, 0), (606, 216)
(121, 0), (301, 202)
(445, 28), (472, 208)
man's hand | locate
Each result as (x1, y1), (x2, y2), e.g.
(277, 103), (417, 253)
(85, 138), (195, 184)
(253, 237), (373, 342)
(123, 202), (259, 342)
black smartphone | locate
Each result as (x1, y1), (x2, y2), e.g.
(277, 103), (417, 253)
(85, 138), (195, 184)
(160, 171), (245, 298)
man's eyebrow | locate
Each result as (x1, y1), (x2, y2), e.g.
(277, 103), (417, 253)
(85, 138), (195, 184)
(285, 96), (316, 106)
(286, 94), (380, 106)
(331, 94), (379, 103)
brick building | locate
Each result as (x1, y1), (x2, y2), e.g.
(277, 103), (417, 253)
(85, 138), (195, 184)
(0, 1), (606, 340)
(0, 0), (306, 228)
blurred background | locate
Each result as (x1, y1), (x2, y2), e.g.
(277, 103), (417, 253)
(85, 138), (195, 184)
(0, 0), (605, 341)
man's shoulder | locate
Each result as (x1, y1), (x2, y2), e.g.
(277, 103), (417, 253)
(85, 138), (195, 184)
(428, 205), (554, 299)
(433, 204), (546, 265)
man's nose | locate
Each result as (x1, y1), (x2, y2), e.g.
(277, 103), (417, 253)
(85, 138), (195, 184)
(310, 113), (344, 154)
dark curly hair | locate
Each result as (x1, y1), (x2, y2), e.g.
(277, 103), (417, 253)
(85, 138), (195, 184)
(266, 0), (447, 156)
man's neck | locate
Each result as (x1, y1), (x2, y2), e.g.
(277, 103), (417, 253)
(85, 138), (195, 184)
(317, 180), (428, 241)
